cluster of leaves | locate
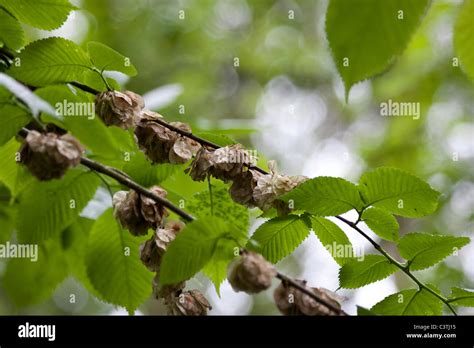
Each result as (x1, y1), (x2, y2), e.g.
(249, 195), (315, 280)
(0, 0), (472, 316)
(161, 167), (473, 315)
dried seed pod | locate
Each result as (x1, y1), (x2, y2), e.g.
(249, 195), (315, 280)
(139, 219), (184, 271)
(152, 274), (186, 303)
(185, 147), (215, 181)
(229, 170), (262, 207)
(134, 111), (177, 163)
(274, 280), (343, 316)
(167, 290), (212, 316)
(19, 130), (84, 181)
(253, 161), (308, 211)
(186, 144), (256, 182)
(228, 251), (276, 294)
(273, 280), (304, 316)
(169, 136), (201, 164)
(295, 287), (343, 316)
(113, 186), (168, 236)
(211, 144), (254, 182)
(139, 237), (161, 272)
(141, 186), (169, 226)
(95, 90), (144, 129)
(134, 112), (200, 164)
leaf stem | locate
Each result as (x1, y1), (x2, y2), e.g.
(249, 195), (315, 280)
(207, 176), (214, 216)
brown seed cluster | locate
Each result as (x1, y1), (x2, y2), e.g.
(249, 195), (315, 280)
(274, 280), (343, 316)
(228, 251), (276, 293)
(139, 220), (212, 316)
(112, 186), (169, 236)
(95, 90), (144, 129)
(134, 111), (201, 164)
(188, 151), (307, 211)
(19, 130), (84, 181)
(19, 88), (323, 316)
(140, 220), (184, 272)
(165, 289), (212, 316)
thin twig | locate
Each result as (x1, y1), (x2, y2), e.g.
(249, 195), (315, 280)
(335, 215), (458, 316)
(80, 156), (195, 222)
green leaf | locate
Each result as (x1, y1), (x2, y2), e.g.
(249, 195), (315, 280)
(8, 37), (93, 87)
(122, 151), (182, 187)
(0, 201), (15, 243)
(357, 306), (376, 316)
(326, 0), (430, 99)
(160, 216), (246, 285)
(371, 287), (443, 315)
(397, 232), (470, 271)
(85, 209), (153, 314)
(61, 217), (104, 299)
(194, 132), (236, 147)
(82, 69), (121, 92)
(16, 169), (100, 243)
(3, 238), (68, 307)
(359, 167), (440, 218)
(186, 184), (249, 233)
(338, 254), (398, 289)
(202, 238), (238, 295)
(0, 138), (34, 197)
(448, 287), (474, 307)
(0, 0), (77, 30)
(361, 207), (399, 241)
(281, 177), (364, 216)
(248, 215), (311, 264)
(0, 9), (24, 50)
(310, 216), (353, 265)
(87, 41), (137, 76)
(0, 104), (30, 146)
(454, 0), (474, 81)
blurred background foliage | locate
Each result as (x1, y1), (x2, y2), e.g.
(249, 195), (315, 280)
(0, 0), (472, 315)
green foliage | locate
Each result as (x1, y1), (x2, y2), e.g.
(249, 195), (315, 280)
(454, 0), (474, 81)
(248, 215), (311, 264)
(361, 207), (399, 241)
(0, 104), (31, 146)
(310, 216), (353, 266)
(356, 306), (375, 316)
(0, 138), (34, 198)
(160, 216), (246, 285)
(338, 254), (398, 289)
(397, 232), (470, 271)
(0, 0), (77, 30)
(371, 287), (444, 315)
(186, 184), (249, 232)
(87, 41), (137, 76)
(0, 201), (14, 243)
(0, 9), (24, 50)
(281, 177), (364, 216)
(449, 287), (474, 307)
(184, 184), (249, 292)
(122, 152), (182, 187)
(85, 209), (153, 314)
(193, 132), (236, 147)
(3, 238), (69, 307)
(359, 167), (440, 218)
(202, 238), (237, 295)
(16, 170), (100, 243)
(61, 217), (103, 299)
(9, 38), (92, 86)
(326, 0), (430, 98)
